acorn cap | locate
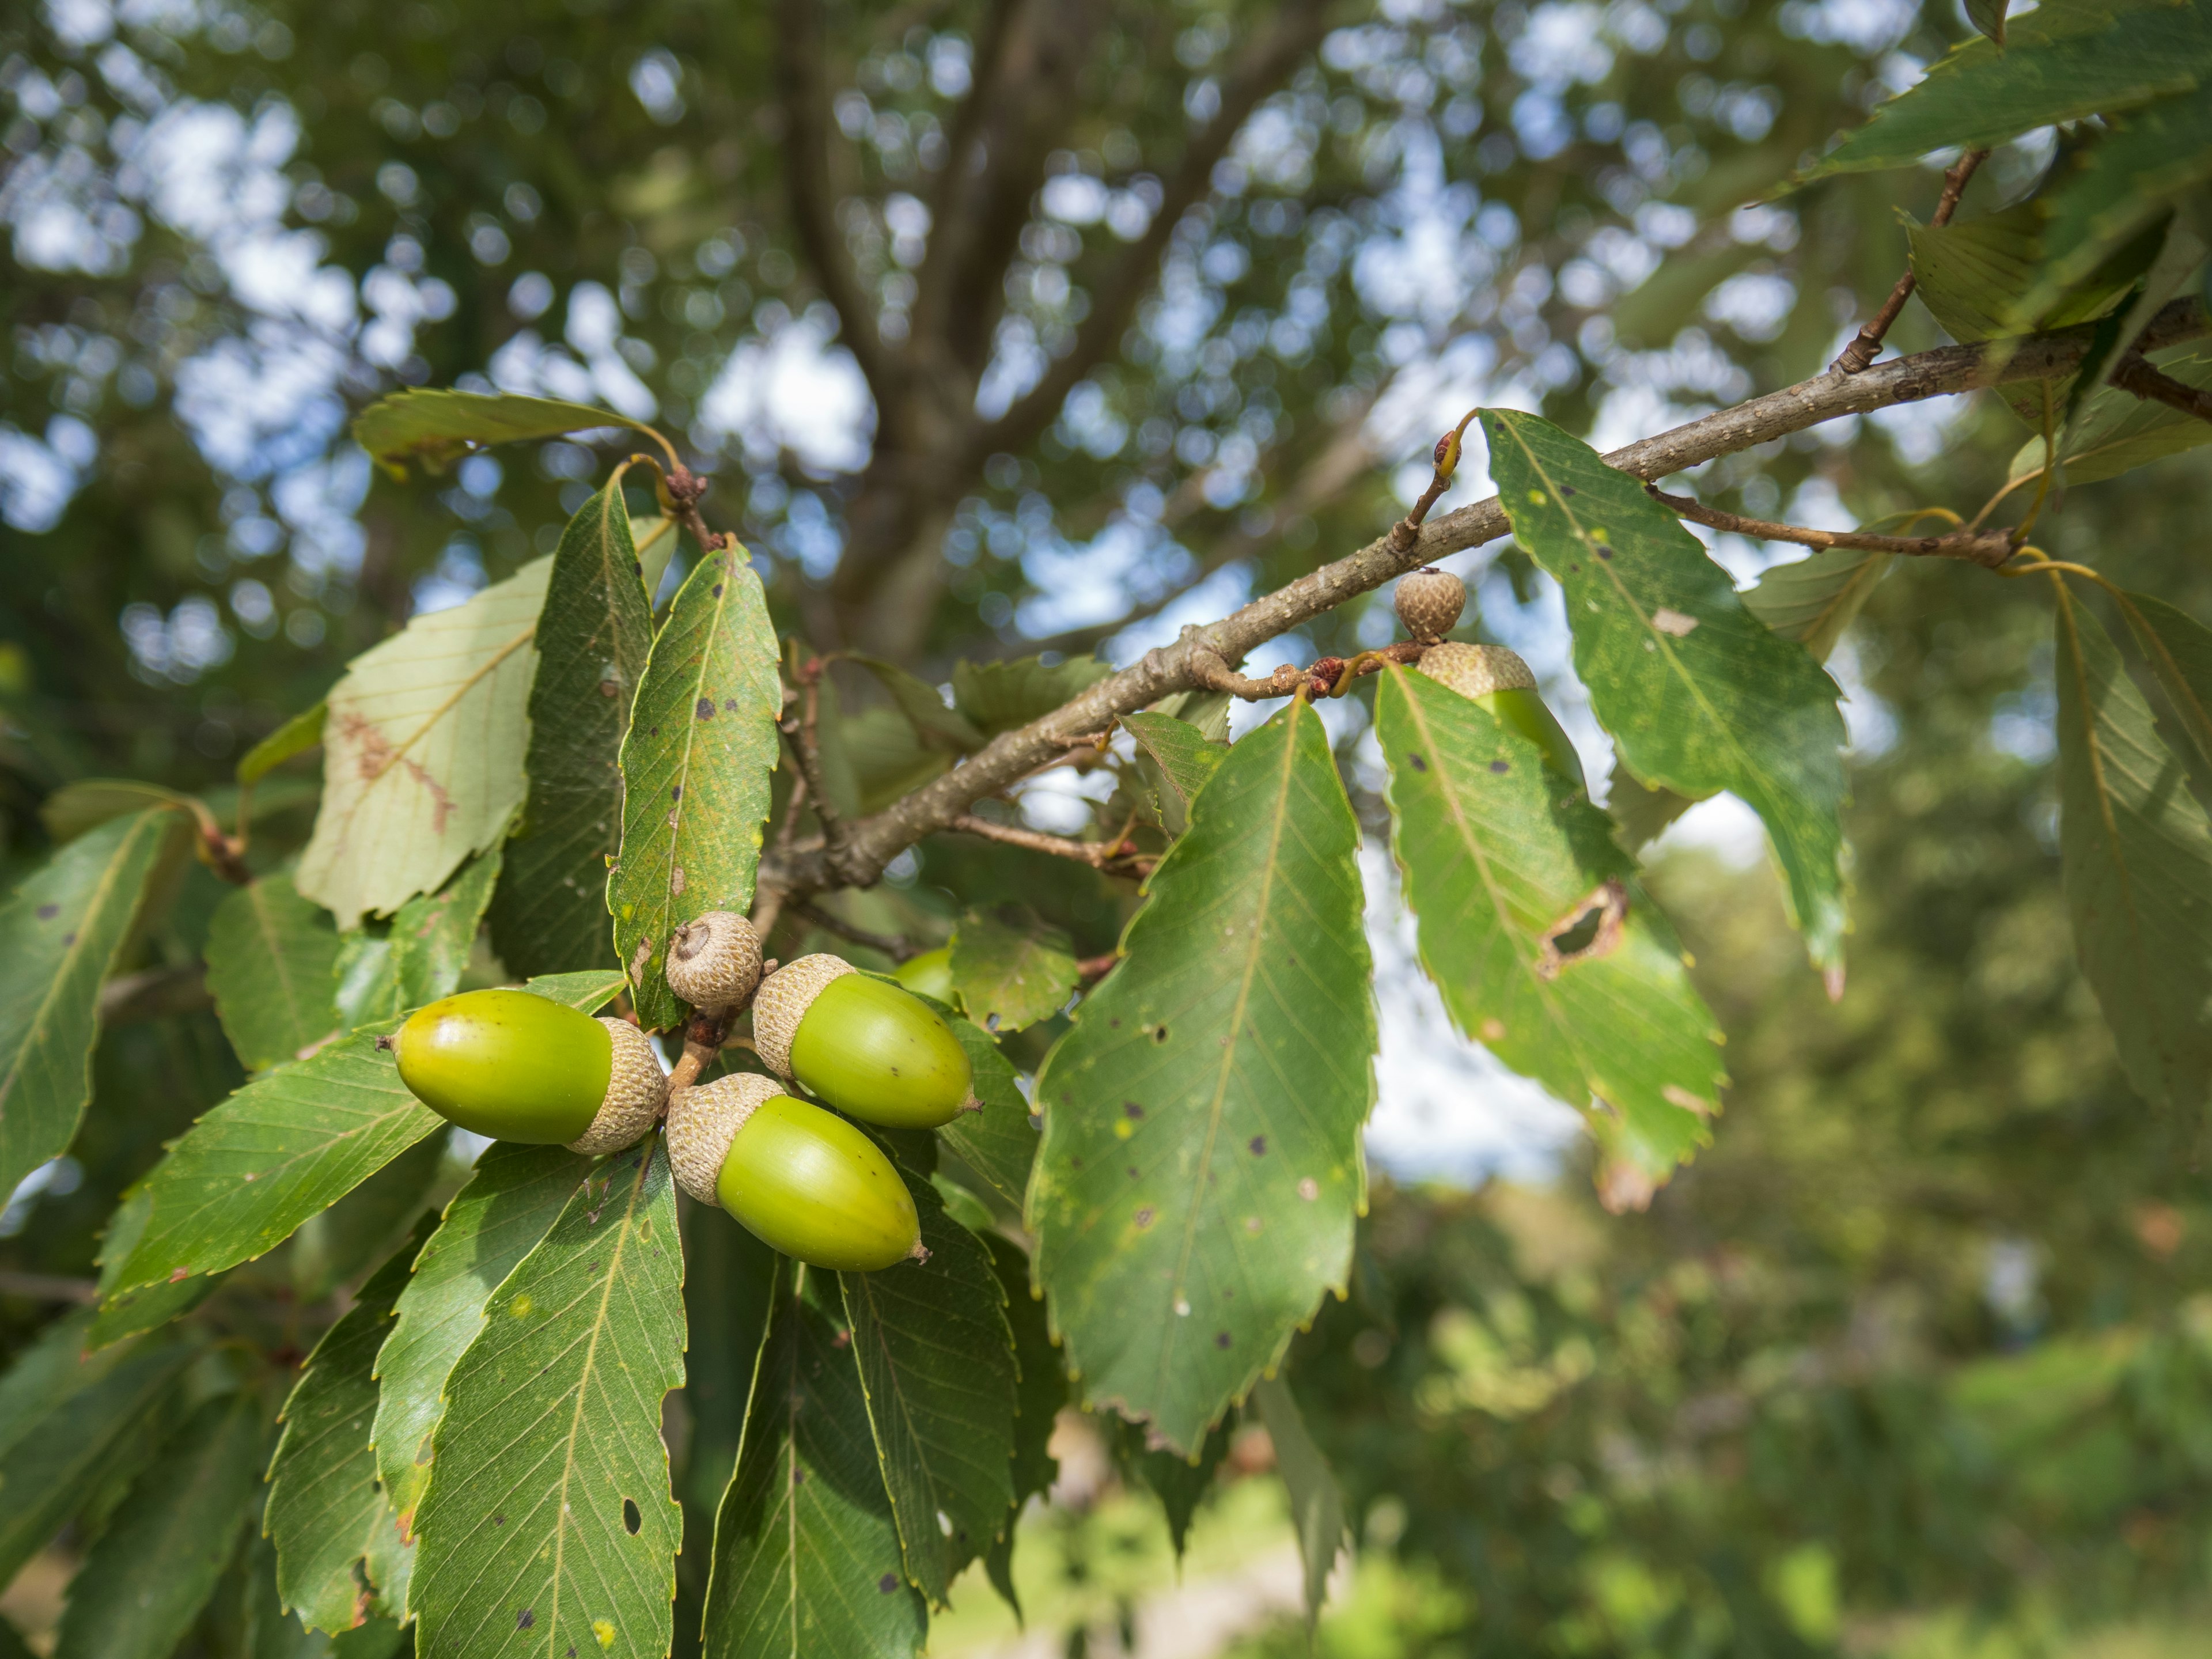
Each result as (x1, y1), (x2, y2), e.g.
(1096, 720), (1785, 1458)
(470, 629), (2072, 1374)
(666, 1071), (787, 1205)
(1395, 568), (1467, 642)
(1419, 641), (1535, 699)
(565, 1018), (668, 1156)
(751, 953), (855, 1081)
(666, 911), (764, 1012)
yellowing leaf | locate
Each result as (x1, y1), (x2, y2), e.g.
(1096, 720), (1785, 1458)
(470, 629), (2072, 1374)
(298, 558), (552, 930)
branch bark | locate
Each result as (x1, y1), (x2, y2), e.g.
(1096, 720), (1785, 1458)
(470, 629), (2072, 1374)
(1646, 487), (2016, 566)
(2112, 351), (2212, 426)
(1832, 147), (1988, 375)
(760, 296), (2211, 898)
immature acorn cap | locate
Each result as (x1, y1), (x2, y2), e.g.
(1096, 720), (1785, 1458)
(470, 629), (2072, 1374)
(751, 953), (855, 1080)
(1394, 567), (1467, 642)
(565, 1017), (668, 1155)
(1418, 641), (1536, 698)
(666, 1071), (785, 1204)
(665, 911), (764, 1011)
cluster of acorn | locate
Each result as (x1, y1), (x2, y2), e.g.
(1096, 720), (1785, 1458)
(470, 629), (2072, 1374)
(387, 913), (975, 1273)
(1395, 566), (1582, 786)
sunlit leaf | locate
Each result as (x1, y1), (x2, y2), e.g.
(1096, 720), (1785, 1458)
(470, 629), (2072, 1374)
(1123, 710), (1228, 836)
(0, 809), (175, 1200)
(411, 1138), (685, 1659)
(353, 389), (657, 478)
(370, 1142), (593, 1542)
(702, 1263), (926, 1659)
(1030, 697), (1375, 1453)
(841, 1175), (1017, 1605)
(267, 1226), (431, 1634)
(611, 544), (782, 1030)
(2054, 584), (2212, 1110)
(297, 557), (551, 929)
(1486, 410), (1849, 971)
(1379, 668), (1722, 1179)
(488, 473), (656, 979)
(949, 905), (1077, 1035)
(53, 1388), (267, 1659)
(205, 873), (343, 1072)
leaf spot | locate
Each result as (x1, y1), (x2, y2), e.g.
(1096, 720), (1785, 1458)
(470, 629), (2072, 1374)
(517, 1609), (535, 1630)
(1489, 759), (1509, 774)
(1175, 1296), (1191, 1315)
(1248, 1136), (1266, 1155)
(1661, 1084), (1713, 1115)
(1123, 1101), (1144, 1119)
(1536, 878), (1629, 979)
(1245, 1216), (1262, 1233)
(1215, 1331), (1232, 1348)
(34, 904), (56, 921)
(671, 868), (685, 896)
(593, 1619), (616, 1649)
(1408, 752), (1427, 772)
(695, 696), (715, 720)
(1297, 1178), (1319, 1201)
(1134, 1206), (1156, 1228)
(1651, 608), (1699, 637)
(1479, 1018), (1507, 1042)
(512, 1293), (534, 1317)
(878, 1573), (900, 1594)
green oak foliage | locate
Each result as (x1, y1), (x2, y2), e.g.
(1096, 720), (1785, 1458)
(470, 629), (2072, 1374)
(2118, 589), (2212, 791)
(0, 809), (173, 1200)
(840, 1172), (1018, 1606)
(982, 1234), (1063, 1619)
(1251, 1376), (1349, 1625)
(932, 1014), (1038, 1217)
(611, 546), (782, 1029)
(1031, 698), (1375, 1453)
(267, 1225), (430, 1633)
(204, 873), (344, 1073)
(703, 1265), (927, 1659)
(950, 655), (1115, 737)
(489, 473), (657, 979)
(2052, 584), (2212, 1112)
(1486, 410), (1851, 971)
(333, 844), (504, 1030)
(352, 390), (655, 480)
(410, 1137), (685, 1659)
(372, 1142), (596, 1537)
(53, 1387), (268, 1659)
(1377, 667), (1722, 1178)
(948, 904), (1078, 1034)
(1122, 710), (1230, 836)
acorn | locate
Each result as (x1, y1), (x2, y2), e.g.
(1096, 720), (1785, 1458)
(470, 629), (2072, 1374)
(751, 954), (974, 1129)
(1419, 642), (1586, 790)
(1394, 567), (1467, 642)
(666, 1071), (922, 1271)
(891, 946), (957, 1007)
(390, 988), (664, 1153)
(665, 910), (764, 1012)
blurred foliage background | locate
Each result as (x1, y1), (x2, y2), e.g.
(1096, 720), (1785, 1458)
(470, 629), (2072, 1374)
(5, 0), (2212, 1653)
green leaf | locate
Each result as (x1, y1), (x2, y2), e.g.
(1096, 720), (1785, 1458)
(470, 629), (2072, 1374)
(372, 1142), (594, 1539)
(298, 556), (551, 930)
(1611, 547), (1885, 854)
(111, 1027), (439, 1295)
(1378, 669), (1722, 1177)
(39, 778), (194, 843)
(950, 656), (1114, 737)
(2118, 591), (2212, 796)
(411, 1137), (685, 1659)
(2039, 93), (2212, 307)
(238, 703), (329, 789)
(1805, 0), (2212, 177)
(489, 474), (657, 979)
(0, 1308), (143, 1459)
(54, 1388), (267, 1659)
(353, 389), (657, 478)
(0, 1334), (197, 1586)
(1123, 710), (1229, 836)
(1965, 0), (2010, 45)
(0, 809), (174, 1200)
(518, 969), (631, 1012)
(206, 874), (343, 1072)
(850, 655), (986, 753)
(1115, 1416), (1229, 1557)
(2054, 584), (2212, 1110)
(2010, 343), (2212, 485)
(243, 1525), (411, 1659)
(840, 1176), (1018, 1606)
(949, 906), (1078, 1035)
(1486, 410), (1850, 972)
(611, 545), (783, 1030)
(1907, 202), (2160, 346)
(290, 1130), (447, 1301)
(633, 514), (680, 607)
(1030, 698), (1375, 1453)
(934, 1017), (1037, 1218)
(676, 1202), (777, 1517)
(701, 1263), (927, 1659)
(268, 1227), (432, 1634)
(337, 845), (505, 1029)
(90, 1184), (218, 1347)
(986, 1236), (1063, 1513)
(1250, 1377), (1348, 1625)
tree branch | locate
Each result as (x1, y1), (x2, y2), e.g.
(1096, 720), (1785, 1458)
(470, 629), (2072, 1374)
(2112, 351), (2212, 425)
(949, 813), (1138, 868)
(1833, 147), (1988, 375)
(1646, 487), (2016, 566)
(770, 296), (2212, 896)
(788, 899), (918, 961)
(778, 0), (889, 396)
(976, 0), (1336, 458)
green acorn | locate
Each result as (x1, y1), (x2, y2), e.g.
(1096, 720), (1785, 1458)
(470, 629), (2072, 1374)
(666, 1071), (922, 1271)
(752, 953), (975, 1130)
(1419, 642), (1586, 790)
(891, 946), (956, 1006)
(390, 988), (665, 1153)
(665, 910), (764, 1012)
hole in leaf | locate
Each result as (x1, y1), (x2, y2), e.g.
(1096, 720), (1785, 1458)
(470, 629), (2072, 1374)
(1550, 906), (1605, 957)
(623, 1498), (642, 1536)
(1536, 878), (1630, 980)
